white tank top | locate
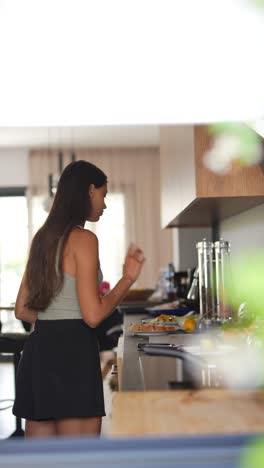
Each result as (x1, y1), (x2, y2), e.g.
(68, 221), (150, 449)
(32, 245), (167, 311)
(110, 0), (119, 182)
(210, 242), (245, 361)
(38, 268), (103, 320)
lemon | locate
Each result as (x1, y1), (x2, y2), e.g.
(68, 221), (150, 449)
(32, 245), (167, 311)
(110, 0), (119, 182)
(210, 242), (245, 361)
(182, 317), (196, 332)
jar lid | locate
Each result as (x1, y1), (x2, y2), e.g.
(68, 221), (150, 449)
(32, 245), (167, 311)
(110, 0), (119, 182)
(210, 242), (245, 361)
(196, 238), (213, 250)
(214, 239), (231, 251)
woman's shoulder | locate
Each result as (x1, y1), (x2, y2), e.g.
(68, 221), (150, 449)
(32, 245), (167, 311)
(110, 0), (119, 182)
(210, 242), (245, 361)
(70, 227), (98, 251)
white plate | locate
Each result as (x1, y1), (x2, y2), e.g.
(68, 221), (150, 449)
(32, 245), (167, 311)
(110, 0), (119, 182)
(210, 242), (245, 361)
(130, 330), (180, 337)
(141, 320), (179, 326)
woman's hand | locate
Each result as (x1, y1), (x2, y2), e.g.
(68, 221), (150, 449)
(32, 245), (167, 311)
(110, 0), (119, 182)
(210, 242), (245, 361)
(123, 243), (145, 284)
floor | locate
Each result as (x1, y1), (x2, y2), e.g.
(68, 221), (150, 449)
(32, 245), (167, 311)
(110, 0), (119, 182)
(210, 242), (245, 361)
(0, 358), (114, 439)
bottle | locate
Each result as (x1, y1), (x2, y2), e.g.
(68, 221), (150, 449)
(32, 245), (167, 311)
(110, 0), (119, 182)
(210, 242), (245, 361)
(152, 268), (168, 301)
(166, 262), (177, 301)
(187, 267), (199, 302)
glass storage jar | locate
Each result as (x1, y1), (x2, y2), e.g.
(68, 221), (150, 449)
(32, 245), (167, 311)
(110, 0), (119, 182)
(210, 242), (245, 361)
(214, 239), (232, 323)
(196, 239), (215, 325)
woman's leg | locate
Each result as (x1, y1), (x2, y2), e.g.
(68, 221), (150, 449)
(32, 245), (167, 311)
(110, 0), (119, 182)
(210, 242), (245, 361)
(55, 417), (102, 437)
(25, 419), (57, 438)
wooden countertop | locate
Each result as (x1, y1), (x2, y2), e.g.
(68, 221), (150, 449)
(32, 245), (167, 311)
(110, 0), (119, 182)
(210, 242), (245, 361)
(111, 389), (264, 437)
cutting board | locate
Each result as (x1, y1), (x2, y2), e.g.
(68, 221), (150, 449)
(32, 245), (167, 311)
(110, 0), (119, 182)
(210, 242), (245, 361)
(111, 389), (264, 437)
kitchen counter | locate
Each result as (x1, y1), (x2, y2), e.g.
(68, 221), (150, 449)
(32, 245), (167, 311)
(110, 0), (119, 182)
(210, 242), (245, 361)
(111, 311), (264, 437)
(121, 312), (205, 392)
(111, 389), (264, 437)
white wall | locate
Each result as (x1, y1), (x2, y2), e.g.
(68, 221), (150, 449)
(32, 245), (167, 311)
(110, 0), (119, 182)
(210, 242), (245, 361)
(0, 149), (29, 187)
(172, 227), (212, 271)
(220, 203), (264, 255)
(179, 227), (212, 270)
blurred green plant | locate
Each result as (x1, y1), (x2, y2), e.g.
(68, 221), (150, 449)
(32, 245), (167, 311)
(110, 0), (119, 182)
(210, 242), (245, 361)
(223, 250), (264, 465)
(225, 250), (264, 318)
(241, 437), (264, 468)
(208, 123), (261, 166)
(201, 1), (264, 461)
(205, 122), (262, 174)
(251, 0), (264, 9)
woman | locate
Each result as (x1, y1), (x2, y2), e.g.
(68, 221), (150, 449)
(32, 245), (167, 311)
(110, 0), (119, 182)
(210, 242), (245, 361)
(13, 160), (145, 438)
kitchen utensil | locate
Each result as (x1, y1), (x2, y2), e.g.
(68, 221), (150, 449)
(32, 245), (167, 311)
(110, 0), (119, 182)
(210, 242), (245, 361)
(137, 343), (184, 351)
(140, 344), (206, 388)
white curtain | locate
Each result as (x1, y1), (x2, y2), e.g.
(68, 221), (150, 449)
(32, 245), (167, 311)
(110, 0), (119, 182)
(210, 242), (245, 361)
(28, 148), (173, 288)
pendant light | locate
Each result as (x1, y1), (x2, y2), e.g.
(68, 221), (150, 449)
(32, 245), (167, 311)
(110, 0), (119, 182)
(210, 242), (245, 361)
(44, 128), (64, 211)
(70, 127), (76, 163)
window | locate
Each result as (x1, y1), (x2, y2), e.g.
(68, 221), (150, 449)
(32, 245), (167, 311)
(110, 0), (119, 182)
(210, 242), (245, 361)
(0, 189), (28, 332)
(86, 192), (125, 288)
(31, 195), (49, 236)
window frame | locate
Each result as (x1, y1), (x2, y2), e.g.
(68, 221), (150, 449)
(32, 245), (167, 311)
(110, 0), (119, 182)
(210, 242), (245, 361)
(0, 186), (27, 197)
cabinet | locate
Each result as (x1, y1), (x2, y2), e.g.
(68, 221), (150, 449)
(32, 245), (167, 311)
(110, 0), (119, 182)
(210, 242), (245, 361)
(160, 125), (264, 228)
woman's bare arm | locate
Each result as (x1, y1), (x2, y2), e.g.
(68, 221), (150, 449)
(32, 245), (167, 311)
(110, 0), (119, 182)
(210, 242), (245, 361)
(74, 229), (144, 328)
(15, 273), (38, 324)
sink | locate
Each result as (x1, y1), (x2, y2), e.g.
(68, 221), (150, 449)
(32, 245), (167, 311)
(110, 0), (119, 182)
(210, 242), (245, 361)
(139, 332), (234, 390)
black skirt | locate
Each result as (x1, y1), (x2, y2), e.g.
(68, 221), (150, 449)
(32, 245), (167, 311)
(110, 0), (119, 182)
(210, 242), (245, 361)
(13, 319), (105, 421)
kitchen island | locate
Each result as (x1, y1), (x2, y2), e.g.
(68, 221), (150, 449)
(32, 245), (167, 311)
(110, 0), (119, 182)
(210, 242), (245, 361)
(111, 311), (264, 437)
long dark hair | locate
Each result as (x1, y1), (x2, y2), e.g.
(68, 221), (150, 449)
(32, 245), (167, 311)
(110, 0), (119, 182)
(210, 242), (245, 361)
(26, 160), (107, 311)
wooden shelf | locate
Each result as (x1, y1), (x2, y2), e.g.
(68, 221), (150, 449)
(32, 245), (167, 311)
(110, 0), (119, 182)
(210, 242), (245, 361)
(167, 195), (264, 227)
(160, 125), (264, 228)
